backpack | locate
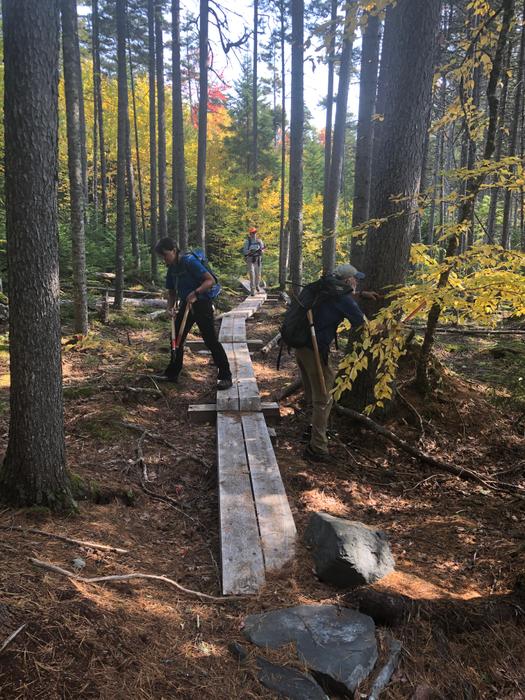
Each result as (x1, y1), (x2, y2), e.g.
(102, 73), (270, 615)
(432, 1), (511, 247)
(177, 249), (221, 300)
(280, 275), (350, 350)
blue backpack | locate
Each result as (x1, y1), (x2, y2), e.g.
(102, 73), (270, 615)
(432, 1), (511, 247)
(183, 249), (221, 299)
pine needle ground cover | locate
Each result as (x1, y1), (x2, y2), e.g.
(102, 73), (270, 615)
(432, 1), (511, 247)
(0, 300), (524, 699)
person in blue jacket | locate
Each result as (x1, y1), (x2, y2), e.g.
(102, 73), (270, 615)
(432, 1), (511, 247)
(298, 263), (379, 463)
(154, 237), (232, 389)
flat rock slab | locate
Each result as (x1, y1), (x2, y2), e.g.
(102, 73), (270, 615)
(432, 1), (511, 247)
(244, 605), (377, 693)
(256, 658), (329, 700)
(304, 512), (395, 588)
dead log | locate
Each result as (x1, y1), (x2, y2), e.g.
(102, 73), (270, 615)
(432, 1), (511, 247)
(346, 583), (525, 633)
(274, 377), (302, 401)
(261, 332), (281, 355)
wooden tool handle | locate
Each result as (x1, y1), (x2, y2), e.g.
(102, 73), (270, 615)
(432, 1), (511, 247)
(306, 308), (328, 398)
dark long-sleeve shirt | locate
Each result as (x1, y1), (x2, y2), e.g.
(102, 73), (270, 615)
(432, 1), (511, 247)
(313, 293), (365, 357)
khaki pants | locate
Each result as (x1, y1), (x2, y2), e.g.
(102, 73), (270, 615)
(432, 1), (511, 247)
(295, 346), (336, 454)
(246, 257), (262, 293)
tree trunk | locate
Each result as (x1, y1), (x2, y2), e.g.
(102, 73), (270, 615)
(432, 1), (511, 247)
(322, 0), (358, 274)
(128, 32), (147, 242)
(155, 0), (168, 241)
(288, 0), (304, 289)
(344, 0), (441, 414)
(114, 0), (128, 310)
(61, 0), (89, 335)
(486, 41), (511, 244)
(148, 0), (158, 280)
(252, 0), (259, 205)
(363, 0), (441, 292)
(278, 0), (288, 288)
(126, 113), (140, 270)
(92, 0), (107, 227)
(350, 11), (381, 269)
(416, 0), (515, 393)
(172, 0), (188, 250)
(322, 0), (337, 253)
(501, 0), (525, 249)
(196, 0), (209, 252)
(92, 23), (99, 220)
(0, 0), (74, 510)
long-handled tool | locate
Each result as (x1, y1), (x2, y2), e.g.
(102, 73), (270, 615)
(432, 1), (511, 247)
(307, 307), (328, 398)
(165, 302), (192, 377)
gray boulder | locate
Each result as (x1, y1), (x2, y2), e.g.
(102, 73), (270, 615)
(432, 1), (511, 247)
(304, 512), (395, 588)
(244, 604), (377, 693)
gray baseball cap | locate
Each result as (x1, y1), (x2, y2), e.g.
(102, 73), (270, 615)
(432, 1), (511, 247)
(333, 263), (365, 280)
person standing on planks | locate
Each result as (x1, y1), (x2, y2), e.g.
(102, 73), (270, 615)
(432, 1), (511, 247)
(154, 237), (233, 389)
(242, 226), (265, 295)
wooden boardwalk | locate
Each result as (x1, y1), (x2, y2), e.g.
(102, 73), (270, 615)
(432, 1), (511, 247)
(195, 284), (296, 595)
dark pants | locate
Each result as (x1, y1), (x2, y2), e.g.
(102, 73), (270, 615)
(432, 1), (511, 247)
(166, 299), (231, 380)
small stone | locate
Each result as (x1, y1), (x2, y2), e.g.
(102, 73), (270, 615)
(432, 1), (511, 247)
(71, 557), (86, 571)
(304, 512), (395, 588)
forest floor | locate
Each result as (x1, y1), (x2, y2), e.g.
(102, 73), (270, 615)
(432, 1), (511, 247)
(0, 288), (524, 700)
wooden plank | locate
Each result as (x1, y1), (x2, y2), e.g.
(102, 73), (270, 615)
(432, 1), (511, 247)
(217, 413), (265, 594)
(216, 343), (239, 411)
(186, 339), (263, 351)
(235, 343), (261, 411)
(241, 412), (296, 571)
(188, 402), (281, 424)
(218, 314), (234, 343)
(232, 315), (247, 343)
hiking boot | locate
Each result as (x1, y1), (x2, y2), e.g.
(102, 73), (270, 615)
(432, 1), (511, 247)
(217, 378), (233, 390)
(303, 444), (331, 463)
(250, 290), (255, 296)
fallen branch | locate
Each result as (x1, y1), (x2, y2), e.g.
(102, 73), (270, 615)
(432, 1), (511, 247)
(124, 386), (162, 396)
(410, 325), (525, 336)
(0, 525), (128, 553)
(30, 558), (236, 602)
(334, 404), (525, 497)
(261, 332), (281, 355)
(368, 635), (402, 700)
(274, 377), (302, 402)
(0, 623), (27, 654)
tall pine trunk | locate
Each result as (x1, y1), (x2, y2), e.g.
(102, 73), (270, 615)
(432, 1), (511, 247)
(148, 0), (158, 280)
(278, 0), (288, 288)
(350, 11), (381, 270)
(252, 0), (259, 205)
(114, 0), (128, 310)
(172, 0), (188, 250)
(196, 0), (209, 252)
(92, 0), (107, 227)
(501, 0), (525, 249)
(155, 0), (168, 241)
(364, 0), (441, 291)
(0, 0), (73, 510)
(322, 0), (357, 274)
(288, 0), (304, 288)
(128, 33), (147, 241)
(126, 113), (140, 270)
(322, 0), (337, 224)
(61, 0), (88, 335)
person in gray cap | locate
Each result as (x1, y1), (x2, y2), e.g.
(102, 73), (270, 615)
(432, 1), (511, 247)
(298, 263), (379, 463)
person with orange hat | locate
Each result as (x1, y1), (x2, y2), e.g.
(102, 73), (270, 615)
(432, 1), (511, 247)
(242, 226), (265, 295)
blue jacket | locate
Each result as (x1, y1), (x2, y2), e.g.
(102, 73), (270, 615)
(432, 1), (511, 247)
(313, 293), (365, 357)
(166, 253), (220, 301)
